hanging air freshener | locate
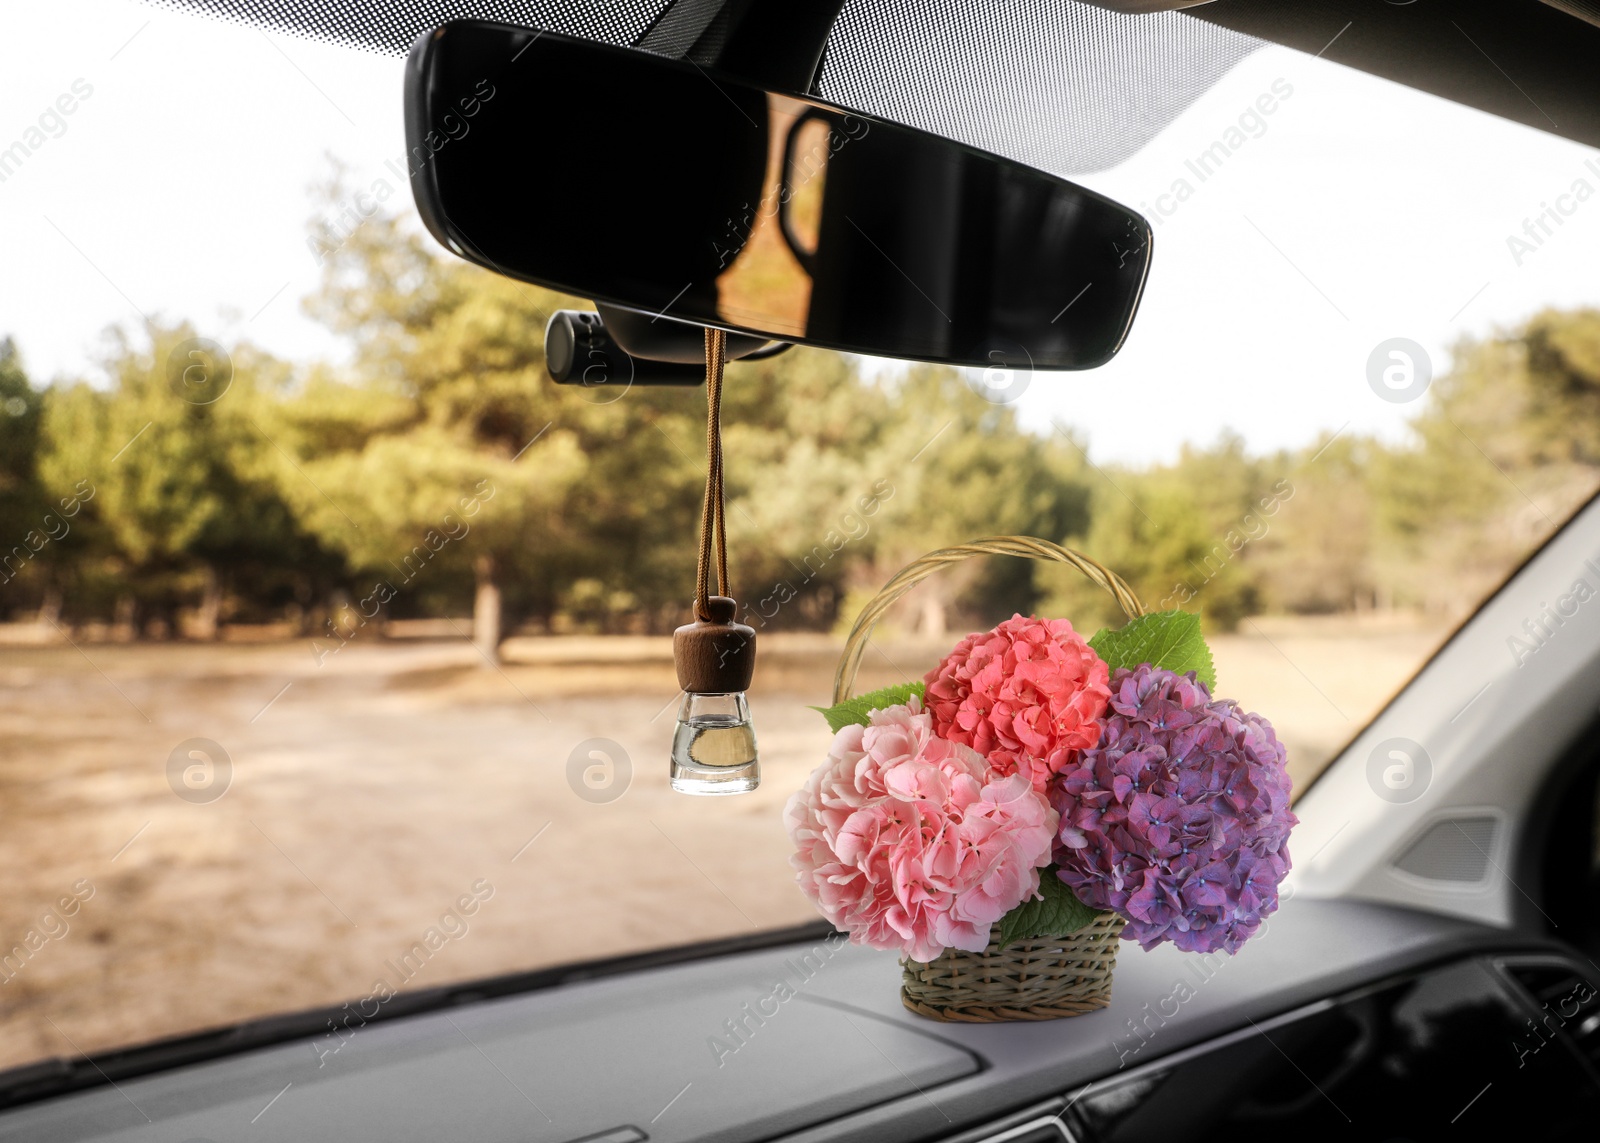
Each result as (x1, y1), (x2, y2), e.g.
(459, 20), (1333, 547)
(670, 329), (760, 795)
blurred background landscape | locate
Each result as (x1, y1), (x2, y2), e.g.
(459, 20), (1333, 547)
(6, 191), (1599, 650)
(2, 189), (1598, 1070)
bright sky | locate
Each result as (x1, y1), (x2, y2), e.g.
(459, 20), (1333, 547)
(2, 1), (1597, 465)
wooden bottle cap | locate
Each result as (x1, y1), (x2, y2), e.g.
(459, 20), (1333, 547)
(674, 596), (756, 694)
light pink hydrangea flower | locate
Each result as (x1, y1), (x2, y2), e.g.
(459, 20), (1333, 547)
(923, 614), (1112, 792)
(785, 697), (1058, 962)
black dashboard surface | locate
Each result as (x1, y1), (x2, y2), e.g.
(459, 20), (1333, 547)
(0, 899), (1559, 1143)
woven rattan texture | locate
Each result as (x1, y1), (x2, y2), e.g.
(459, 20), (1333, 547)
(835, 536), (1142, 1021)
(901, 914), (1127, 1022)
(832, 536), (1143, 707)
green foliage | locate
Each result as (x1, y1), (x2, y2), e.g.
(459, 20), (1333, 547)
(1038, 434), (1271, 633)
(5, 174), (1597, 644)
(1521, 309), (1600, 464)
(0, 339), (48, 550)
(1365, 309), (1600, 614)
(862, 366), (1092, 633)
(1090, 610), (1216, 689)
(38, 326), (325, 587)
(811, 681), (926, 733)
(996, 869), (1102, 947)
(1249, 435), (1369, 615)
(37, 331), (324, 629)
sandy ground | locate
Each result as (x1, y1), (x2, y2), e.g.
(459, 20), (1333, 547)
(0, 618), (1447, 1071)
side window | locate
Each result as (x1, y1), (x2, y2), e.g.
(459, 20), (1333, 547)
(1070, 958), (1600, 1141)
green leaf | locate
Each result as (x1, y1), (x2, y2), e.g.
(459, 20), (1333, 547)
(810, 681), (926, 733)
(997, 869), (1103, 947)
(1089, 609), (1216, 690)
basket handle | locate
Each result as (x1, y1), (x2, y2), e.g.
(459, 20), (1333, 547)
(832, 536), (1146, 705)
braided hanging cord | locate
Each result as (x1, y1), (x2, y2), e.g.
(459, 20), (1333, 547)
(694, 328), (730, 621)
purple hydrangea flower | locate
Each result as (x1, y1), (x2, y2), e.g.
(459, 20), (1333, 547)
(1049, 664), (1297, 954)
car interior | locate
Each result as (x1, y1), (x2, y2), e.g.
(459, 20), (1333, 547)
(3, 1), (1600, 1141)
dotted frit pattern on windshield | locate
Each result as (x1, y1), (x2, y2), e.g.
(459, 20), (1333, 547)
(141, 0), (673, 53)
(816, 0), (1263, 175)
(143, 0), (1263, 176)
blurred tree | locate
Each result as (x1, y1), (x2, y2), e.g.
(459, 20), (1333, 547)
(38, 324), (328, 637)
(1253, 434), (1376, 615)
(857, 366), (1092, 636)
(19, 178), (1599, 645)
(1040, 434), (1270, 633)
(717, 347), (891, 631)
(1372, 311), (1600, 615)
(1520, 308), (1600, 465)
(0, 339), (60, 620)
(295, 197), (611, 659)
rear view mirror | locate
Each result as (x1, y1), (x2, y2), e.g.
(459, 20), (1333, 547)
(405, 21), (1152, 371)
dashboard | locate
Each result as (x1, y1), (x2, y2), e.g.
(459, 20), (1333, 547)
(0, 900), (1592, 1143)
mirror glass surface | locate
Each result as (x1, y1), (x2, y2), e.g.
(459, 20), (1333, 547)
(405, 21), (1153, 370)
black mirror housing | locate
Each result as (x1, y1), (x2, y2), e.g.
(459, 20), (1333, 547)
(405, 21), (1152, 371)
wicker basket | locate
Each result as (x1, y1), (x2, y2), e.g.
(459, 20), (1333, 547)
(833, 536), (1145, 1023)
(901, 915), (1127, 1022)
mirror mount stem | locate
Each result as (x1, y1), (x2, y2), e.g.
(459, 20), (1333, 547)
(635, 0), (848, 94)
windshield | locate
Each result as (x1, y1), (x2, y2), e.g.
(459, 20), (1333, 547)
(2, 1), (1597, 1075)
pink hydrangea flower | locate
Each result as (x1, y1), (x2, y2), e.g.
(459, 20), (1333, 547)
(785, 697), (1058, 962)
(923, 614), (1112, 791)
